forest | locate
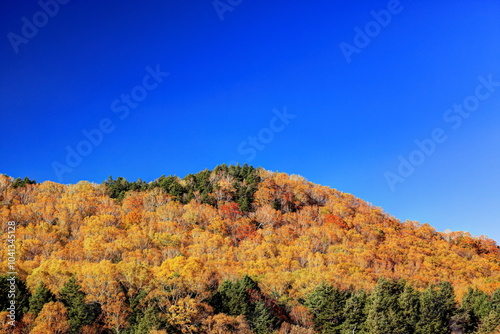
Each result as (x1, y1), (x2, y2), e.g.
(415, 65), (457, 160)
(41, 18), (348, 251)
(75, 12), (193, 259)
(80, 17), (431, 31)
(1, 164), (500, 333)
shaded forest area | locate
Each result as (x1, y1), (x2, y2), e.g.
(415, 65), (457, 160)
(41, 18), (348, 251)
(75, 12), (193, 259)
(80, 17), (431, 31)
(1, 165), (500, 333)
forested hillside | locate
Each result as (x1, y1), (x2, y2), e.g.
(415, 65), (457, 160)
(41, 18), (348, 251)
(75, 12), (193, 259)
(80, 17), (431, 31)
(1, 165), (500, 333)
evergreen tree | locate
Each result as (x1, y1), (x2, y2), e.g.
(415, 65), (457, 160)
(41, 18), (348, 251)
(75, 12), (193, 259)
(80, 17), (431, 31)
(29, 282), (55, 316)
(134, 303), (165, 334)
(341, 290), (368, 334)
(231, 164), (261, 212)
(365, 278), (406, 334)
(210, 275), (280, 333)
(126, 289), (148, 333)
(450, 308), (472, 334)
(250, 301), (278, 334)
(153, 175), (186, 200)
(305, 283), (350, 333)
(399, 283), (420, 333)
(211, 275), (258, 317)
(103, 164), (262, 210)
(104, 176), (131, 200)
(456, 287), (491, 333)
(416, 281), (456, 334)
(182, 170), (214, 205)
(475, 289), (500, 334)
(12, 176), (36, 188)
(59, 276), (101, 333)
(492, 288), (500, 313)
(475, 312), (500, 334)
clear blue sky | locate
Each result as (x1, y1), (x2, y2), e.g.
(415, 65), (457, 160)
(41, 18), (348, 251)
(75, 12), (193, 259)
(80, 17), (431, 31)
(1, 1), (500, 242)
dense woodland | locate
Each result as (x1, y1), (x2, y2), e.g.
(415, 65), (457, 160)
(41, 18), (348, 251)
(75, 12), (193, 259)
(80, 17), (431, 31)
(1, 165), (500, 333)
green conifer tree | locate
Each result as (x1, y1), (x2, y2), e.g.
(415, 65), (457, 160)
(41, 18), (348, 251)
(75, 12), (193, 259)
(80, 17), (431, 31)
(305, 283), (350, 333)
(251, 301), (277, 334)
(475, 288), (500, 334)
(29, 282), (55, 316)
(134, 303), (165, 334)
(416, 281), (456, 334)
(399, 283), (420, 333)
(365, 279), (406, 334)
(59, 276), (101, 333)
(341, 290), (368, 334)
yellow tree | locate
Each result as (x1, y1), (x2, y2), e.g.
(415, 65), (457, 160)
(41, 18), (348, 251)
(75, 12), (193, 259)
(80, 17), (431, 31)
(150, 255), (216, 312)
(17, 220), (64, 262)
(202, 313), (252, 334)
(156, 200), (185, 233)
(0, 311), (14, 333)
(55, 181), (106, 238)
(121, 191), (144, 227)
(0, 174), (13, 203)
(27, 259), (72, 295)
(31, 181), (66, 224)
(167, 296), (213, 334)
(30, 302), (70, 334)
(77, 260), (131, 333)
(77, 214), (126, 262)
(116, 260), (153, 300)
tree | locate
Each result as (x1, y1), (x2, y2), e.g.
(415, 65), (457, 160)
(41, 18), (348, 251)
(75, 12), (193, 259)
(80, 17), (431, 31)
(475, 288), (500, 334)
(12, 177), (36, 188)
(103, 176), (148, 201)
(210, 275), (281, 333)
(0, 174), (13, 203)
(29, 282), (55, 316)
(202, 313), (252, 334)
(151, 175), (186, 201)
(475, 312), (500, 334)
(341, 290), (368, 334)
(416, 282), (456, 334)
(59, 276), (101, 333)
(455, 287), (491, 333)
(211, 275), (258, 317)
(31, 301), (70, 334)
(251, 300), (278, 334)
(134, 303), (165, 334)
(77, 261), (130, 333)
(4, 166), (500, 334)
(167, 297), (212, 334)
(254, 205), (282, 229)
(365, 279), (406, 334)
(305, 283), (350, 333)
(399, 283), (420, 333)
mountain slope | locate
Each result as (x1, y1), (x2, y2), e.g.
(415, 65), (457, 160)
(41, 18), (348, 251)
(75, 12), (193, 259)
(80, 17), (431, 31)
(1, 165), (499, 333)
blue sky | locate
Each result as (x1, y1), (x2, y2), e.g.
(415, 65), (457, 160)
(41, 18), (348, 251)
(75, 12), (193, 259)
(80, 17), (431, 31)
(1, 0), (500, 242)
